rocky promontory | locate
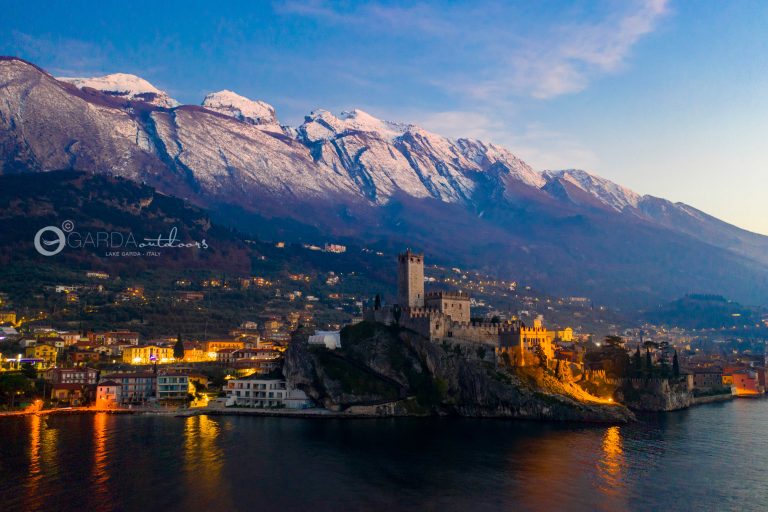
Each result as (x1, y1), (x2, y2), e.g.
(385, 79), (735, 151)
(284, 322), (634, 423)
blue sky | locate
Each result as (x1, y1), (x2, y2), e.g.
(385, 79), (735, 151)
(2, 0), (767, 234)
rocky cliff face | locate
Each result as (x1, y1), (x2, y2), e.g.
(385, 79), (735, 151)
(283, 322), (634, 423)
(614, 378), (693, 411)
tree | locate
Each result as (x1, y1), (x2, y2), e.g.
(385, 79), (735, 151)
(633, 347), (642, 376)
(534, 344), (547, 369)
(173, 333), (185, 360)
(660, 357), (669, 378)
(672, 350), (680, 378)
(392, 305), (402, 326)
(374, 294), (381, 310)
(646, 348), (653, 375)
(604, 335), (625, 349)
(0, 373), (33, 408)
(20, 363), (37, 380)
(643, 340), (660, 350)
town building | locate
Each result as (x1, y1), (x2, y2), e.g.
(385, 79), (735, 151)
(203, 339), (245, 354)
(74, 351), (102, 364)
(224, 378), (310, 408)
(182, 342), (208, 363)
(122, 345), (174, 364)
(731, 371), (764, 396)
(104, 331), (140, 345)
(102, 372), (156, 404)
(45, 367), (99, 386)
(215, 348), (238, 365)
(25, 343), (57, 365)
(157, 374), (193, 402)
(692, 369), (725, 391)
(96, 381), (122, 407)
(50, 384), (93, 406)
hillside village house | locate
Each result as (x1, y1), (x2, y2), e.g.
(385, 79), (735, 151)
(68, 351), (101, 365)
(203, 339), (245, 354)
(183, 342), (208, 363)
(25, 343), (57, 365)
(45, 367), (99, 386)
(122, 345), (174, 364)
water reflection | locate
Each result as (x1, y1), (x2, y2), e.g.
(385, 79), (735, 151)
(26, 414), (42, 503)
(596, 426), (627, 511)
(91, 412), (111, 511)
(183, 415), (232, 510)
(25, 414), (59, 510)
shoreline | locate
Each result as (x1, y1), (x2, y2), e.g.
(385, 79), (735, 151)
(0, 404), (626, 423)
(691, 393), (735, 406)
(0, 393), (748, 420)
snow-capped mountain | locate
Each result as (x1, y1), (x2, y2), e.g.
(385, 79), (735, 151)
(543, 169), (641, 212)
(201, 90), (281, 130)
(58, 72), (179, 108)
(2, 56), (768, 307)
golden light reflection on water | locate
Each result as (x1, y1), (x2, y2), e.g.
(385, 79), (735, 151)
(26, 414), (42, 500)
(596, 426), (627, 511)
(183, 415), (233, 509)
(507, 426), (630, 512)
(25, 414), (58, 509)
(91, 412), (111, 510)
(599, 426), (625, 489)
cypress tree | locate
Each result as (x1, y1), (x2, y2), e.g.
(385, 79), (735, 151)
(633, 347), (642, 376)
(173, 333), (185, 360)
(672, 350), (680, 378)
(646, 348), (653, 376)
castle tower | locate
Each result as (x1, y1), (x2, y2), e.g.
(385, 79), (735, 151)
(397, 249), (424, 308)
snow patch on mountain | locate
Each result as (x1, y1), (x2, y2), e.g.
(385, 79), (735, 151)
(299, 109), (409, 143)
(201, 90), (280, 129)
(58, 73), (179, 108)
(456, 138), (546, 188)
(543, 169), (641, 211)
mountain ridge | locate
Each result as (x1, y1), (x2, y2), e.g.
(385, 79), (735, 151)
(1, 56), (767, 308)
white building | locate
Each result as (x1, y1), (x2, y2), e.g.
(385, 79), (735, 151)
(225, 378), (311, 409)
(308, 330), (341, 350)
(96, 380), (122, 407)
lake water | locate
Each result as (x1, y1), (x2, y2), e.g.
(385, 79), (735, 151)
(1, 399), (766, 511)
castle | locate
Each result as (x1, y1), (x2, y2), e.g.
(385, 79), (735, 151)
(366, 250), (574, 365)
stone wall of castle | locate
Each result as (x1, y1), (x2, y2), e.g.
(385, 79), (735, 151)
(425, 291), (471, 323)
